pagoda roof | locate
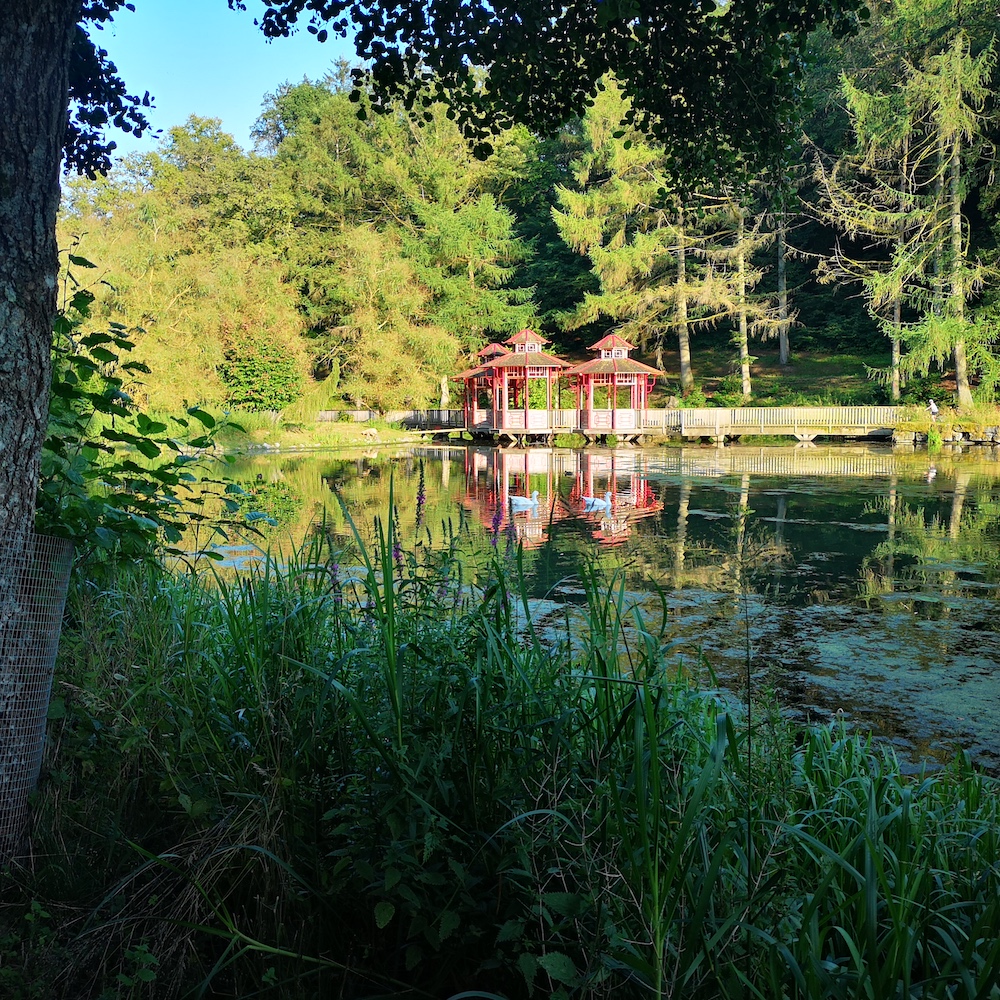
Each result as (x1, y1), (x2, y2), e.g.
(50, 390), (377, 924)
(589, 333), (638, 352)
(453, 350), (569, 379)
(487, 350), (568, 369)
(505, 328), (548, 346)
(478, 342), (508, 358)
(562, 357), (664, 377)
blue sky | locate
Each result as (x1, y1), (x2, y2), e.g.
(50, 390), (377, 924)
(99, 0), (356, 160)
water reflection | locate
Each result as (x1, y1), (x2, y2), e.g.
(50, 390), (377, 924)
(459, 447), (662, 547)
(217, 443), (1000, 768)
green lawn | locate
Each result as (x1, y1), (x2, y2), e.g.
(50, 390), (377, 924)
(650, 343), (896, 406)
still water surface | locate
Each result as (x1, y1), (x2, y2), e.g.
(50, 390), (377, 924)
(219, 444), (1000, 769)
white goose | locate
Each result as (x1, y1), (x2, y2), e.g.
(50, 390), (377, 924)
(582, 491), (613, 513)
(508, 490), (540, 510)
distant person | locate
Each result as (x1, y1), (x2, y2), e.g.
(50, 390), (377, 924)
(927, 399), (939, 422)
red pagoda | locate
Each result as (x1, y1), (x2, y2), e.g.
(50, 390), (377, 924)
(562, 334), (663, 435)
(455, 329), (664, 442)
(455, 329), (570, 442)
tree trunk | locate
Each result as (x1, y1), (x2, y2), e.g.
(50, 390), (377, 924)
(891, 299), (901, 402)
(890, 147), (906, 403)
(949, 135), (973, 409)
(736, 211), (751, 398)
(932, 147), (944, 317)
(1, 1), (76, 542)
(676, 224), (692, 394)
(0, 1), (79, 853)
(776, 219), (789, 366)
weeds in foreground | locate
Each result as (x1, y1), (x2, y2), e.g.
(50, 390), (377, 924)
(3, 522), (1000, 999)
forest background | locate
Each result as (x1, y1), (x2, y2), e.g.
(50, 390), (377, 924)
(61, 0), (1000, 416)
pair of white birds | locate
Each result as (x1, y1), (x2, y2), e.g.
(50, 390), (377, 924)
(508, 491), (613, 512)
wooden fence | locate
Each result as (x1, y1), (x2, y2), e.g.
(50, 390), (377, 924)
(317, 409), (465, 428)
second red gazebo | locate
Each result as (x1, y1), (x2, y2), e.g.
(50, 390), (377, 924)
(562, 334), (663, 435)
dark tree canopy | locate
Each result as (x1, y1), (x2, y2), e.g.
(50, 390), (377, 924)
(69, 2), (152, 175)
(72, 0), (865, 181)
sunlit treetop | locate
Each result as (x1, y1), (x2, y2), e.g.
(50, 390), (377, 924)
(72, 0), (867, 182)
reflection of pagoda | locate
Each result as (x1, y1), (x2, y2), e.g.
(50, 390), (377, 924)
(569, 451), (662, 519)
(570, 450), (663, 546)
(460, 447), (577, 549)
(460, 447), (663, 549)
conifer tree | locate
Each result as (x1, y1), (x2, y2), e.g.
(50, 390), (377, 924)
(816, 31), (996, 405)
(708, 192), (776, 398)
(553, 78), (728, 394)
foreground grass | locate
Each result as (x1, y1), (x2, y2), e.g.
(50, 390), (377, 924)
(3, 522), (1000, 999)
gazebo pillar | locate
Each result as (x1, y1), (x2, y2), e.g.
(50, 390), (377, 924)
(611, 372), (617, 431)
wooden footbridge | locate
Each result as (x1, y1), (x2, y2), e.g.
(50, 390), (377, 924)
(637, 405), (899, 441)
(461, 404), (902, 442)
(320, 404), (901, 442)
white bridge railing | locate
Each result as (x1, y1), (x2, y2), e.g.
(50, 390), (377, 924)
(643, 406), (899, 438)
(319, 405), (901, 438)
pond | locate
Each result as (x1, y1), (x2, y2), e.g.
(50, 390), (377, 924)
(216, 442), (1000, 770)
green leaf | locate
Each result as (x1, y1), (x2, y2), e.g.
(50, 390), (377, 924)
(374, 901), (395, 929)
(68, 254), (97, 268)
(186, 407), (216, 429)
(517, 953), (537, 989)
(135, 439), (162, 460)
(93, 527), (118, 549)
(439, 909), (460, 941)
(497, 919), (524, 943)
(542, 892), (587, 917)
(538, 952), (576, 985)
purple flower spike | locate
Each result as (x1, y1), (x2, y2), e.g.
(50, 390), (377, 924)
(415, 461), (427, 528)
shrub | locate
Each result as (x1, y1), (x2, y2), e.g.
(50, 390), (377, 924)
(38, 288), (243, 566)
(218, 340), (304, 411)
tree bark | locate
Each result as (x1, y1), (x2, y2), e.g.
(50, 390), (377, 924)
(0, 0), (80, 853)
(675, 223), (692, 394)
(776, 219), (789, 366)
(949, 135), (973, 409)
(890, 299), (901, 402)
(0, 1), (78, 545)
(736, 210), (751, 399)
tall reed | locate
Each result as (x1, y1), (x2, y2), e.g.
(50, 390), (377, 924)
(5, 512), (1000, 999)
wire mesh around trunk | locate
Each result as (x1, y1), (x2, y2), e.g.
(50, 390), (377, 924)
(0, 532), (73, 857)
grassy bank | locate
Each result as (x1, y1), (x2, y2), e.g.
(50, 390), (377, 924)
(4, 522), (1000, 999)
(210, 411), (426, 453)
